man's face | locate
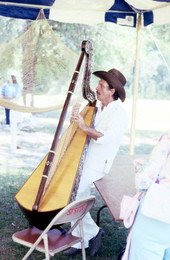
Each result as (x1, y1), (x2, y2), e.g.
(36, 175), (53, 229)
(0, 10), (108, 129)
(96, 79), (115, 103)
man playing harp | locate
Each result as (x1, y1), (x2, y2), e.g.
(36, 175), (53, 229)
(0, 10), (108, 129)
(63, 68), (129, 256)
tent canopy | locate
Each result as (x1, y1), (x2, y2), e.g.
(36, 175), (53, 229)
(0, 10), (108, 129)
(0, 0), (169, 154)
(0, 0), (170, 26)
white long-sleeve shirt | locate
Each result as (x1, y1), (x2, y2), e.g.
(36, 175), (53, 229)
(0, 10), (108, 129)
(83, 100), (129, 176)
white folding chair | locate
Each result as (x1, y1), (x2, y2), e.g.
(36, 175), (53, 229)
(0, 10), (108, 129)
(12, 195), (96, 260)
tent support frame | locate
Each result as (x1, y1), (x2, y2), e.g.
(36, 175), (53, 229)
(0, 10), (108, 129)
(129, 12), (142, 155)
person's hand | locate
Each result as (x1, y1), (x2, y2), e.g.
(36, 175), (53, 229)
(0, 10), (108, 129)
(70, 103), (81, 124)
(133, 158), (146, 173)
(71, 114), (87, 131)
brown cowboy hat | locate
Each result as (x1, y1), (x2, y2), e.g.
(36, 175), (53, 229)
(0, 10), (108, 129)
(93, 68), (126, 102)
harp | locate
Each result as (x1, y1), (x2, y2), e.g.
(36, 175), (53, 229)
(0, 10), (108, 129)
(15, 40), (96, 229)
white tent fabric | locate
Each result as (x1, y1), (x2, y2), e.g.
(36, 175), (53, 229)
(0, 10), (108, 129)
(126, 0), (170, 25)
(0, 0), (170, 27)
(127, 0), (170, 10)
(50, 0), (113, 25)
(50, 0), (170, 26)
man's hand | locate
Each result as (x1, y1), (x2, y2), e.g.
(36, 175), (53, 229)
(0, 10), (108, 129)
(71, 114), (87, 130)
(71, 113), (103, 140)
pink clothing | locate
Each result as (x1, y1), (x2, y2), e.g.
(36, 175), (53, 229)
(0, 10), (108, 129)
(135, 131), (170, 191)
(122, 131), (170, 260)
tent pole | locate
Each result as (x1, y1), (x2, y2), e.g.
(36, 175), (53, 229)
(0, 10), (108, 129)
(129, 13), (142, 155)
(0, 2), (49, 9)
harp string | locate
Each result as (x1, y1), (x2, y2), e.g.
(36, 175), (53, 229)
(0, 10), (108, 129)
(43, 106), (85, 192)
(43, 52), (93, 193)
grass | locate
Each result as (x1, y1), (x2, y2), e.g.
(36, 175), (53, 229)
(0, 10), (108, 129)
(0, 101), (167, 260)
(0, 169), (128, 260)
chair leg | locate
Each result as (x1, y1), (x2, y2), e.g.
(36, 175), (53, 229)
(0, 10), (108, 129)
(22, 234), (46, 260)
(81, 242), (86, 260)
(79, 222), (86, 260)
(43, 234), (50, 260)
(22, 248), (34, 260)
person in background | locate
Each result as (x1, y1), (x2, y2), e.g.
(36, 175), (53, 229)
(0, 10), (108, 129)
(0, 77), (4, 126)
(125, 130), (170, 260)
(0, 77), (3, 95)
(2, 75), (21, 126)
(63, 68), (129, 257)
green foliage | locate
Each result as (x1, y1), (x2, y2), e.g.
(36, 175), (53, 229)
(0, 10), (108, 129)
(0, 17), (169, 100)
(50, 21), (170, 100)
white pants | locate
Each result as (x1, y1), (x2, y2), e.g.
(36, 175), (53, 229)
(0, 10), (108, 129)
(72, 167), (105, 249)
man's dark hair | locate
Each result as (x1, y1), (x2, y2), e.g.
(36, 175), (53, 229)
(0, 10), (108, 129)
(108, 84), (119, 100)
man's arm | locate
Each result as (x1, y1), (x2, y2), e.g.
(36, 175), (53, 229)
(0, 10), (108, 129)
(71, 113), (104, 140)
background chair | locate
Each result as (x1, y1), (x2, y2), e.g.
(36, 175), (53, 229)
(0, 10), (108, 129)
(12, 195), (96, 260)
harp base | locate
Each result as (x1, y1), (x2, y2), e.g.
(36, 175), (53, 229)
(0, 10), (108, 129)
(18, 203), (62, 230)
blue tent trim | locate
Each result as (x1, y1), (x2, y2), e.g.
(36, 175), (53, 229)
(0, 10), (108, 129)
(0, 0), (55, 20)
(143, 11), (153, 27)
(0, 5), (49, 20)
(105, 0), (137, 27)
(105, 0), (154, 27)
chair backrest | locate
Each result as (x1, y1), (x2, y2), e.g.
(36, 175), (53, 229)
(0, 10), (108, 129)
(44, 195), (96, 232)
